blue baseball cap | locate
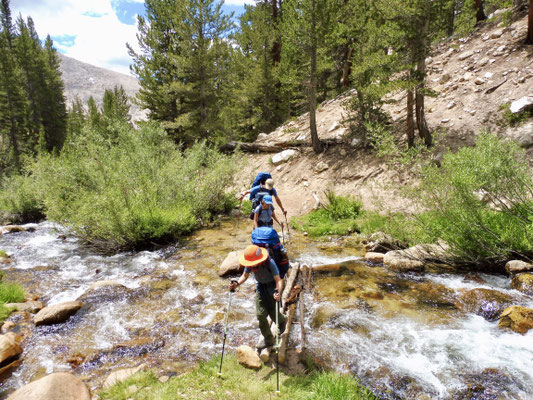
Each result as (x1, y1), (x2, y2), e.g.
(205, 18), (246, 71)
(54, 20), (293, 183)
(262, 195), (273, 205)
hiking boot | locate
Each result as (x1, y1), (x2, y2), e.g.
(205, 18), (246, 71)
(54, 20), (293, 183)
(256, 336), (274, 350)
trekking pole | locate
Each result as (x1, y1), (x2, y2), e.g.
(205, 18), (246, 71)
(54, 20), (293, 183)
(284, 213), (290, 243)
(218, 279), (237, 376)
(275, 289), (280, 394)
(281, 223), (286, 246)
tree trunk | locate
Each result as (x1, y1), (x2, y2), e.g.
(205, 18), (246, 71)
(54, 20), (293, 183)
(415, 14), (432, 147)
(526, 0), (533, 44)
(341, 47), (353, 88)
(309, 1), (322, 154)
(475, 0), (486, 23)
(271, 0), (282, 64)
(406, 88), (415, 148)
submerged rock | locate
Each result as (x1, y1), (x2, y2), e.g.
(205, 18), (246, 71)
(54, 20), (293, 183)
(103, 364), (146, 389)
(77, 281), (132, 304)
(4, 301), (44, 314)
(510, 273), (533, 295)
(498, 306), (533, 334)
(7, 372), (90, 400)
(455, 288), (512, 321)
(218, 251), (243, 277)
(237, 345), (262, 370)
(33, 301), (83, 326)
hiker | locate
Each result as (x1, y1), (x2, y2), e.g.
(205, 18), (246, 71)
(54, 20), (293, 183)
(253, 195), (283, 230)
(251, 226), (289, 279)
(229, 244), (286, 349)
(240, 176), (287, 217)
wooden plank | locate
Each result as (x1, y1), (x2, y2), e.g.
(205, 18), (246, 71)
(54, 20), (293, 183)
(278, 302), (297, 363)
(282, 263), (300, 311)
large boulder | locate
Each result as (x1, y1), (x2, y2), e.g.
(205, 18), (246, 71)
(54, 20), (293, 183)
(1, 226), (25, 234)
(7, 372), (90, 400)
(0, 332), (23, 366)
(218, 251), (243, 277)
(383, 251), (424, 273)
(510, 96), (533, 114)
(237, 345), (262, 370)
(364, 252), (385, 263)
(103, 364), (146, 389)
(505, 260), (533, 275)
(498, 306), (533, 335)
(511, 273), (533, 295)
(33, 301), (83, 326)
(454, 288), (512, 321)
(363, 232), (401, 253)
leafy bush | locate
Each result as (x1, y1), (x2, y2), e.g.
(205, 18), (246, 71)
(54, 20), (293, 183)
(10, 121), (240, 250)
(292, 192), (362, 237)
(0, 170), (45, 223)
(408, 133), (533, 265)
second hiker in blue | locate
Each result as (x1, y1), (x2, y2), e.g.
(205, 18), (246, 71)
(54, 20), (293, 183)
(253, 195), (283, 229)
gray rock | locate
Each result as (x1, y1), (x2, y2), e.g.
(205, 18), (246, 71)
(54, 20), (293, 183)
(490, 29), (504, 39)
(364, 252), (385, 263)
(218, 251), (243, 277)
(4, 301), (44, 314)
(439, 73), (452, 84)
(314, 161), (329, 173)
(474, 77), (485, 85)
(510, 96), (533, 114)
(383, 251), (424, 272)
(506, 260), (533, 275)
(33, 301), (83, 326)
(271, 149), (297, 165)
(458, 50), (474, 61)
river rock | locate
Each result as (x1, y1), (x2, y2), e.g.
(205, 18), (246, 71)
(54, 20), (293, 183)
(1, 321), (16, 333)
(77, 281), (131, 304)
(511, 273), (533, 295)
(363, 232), (400, 253)
(7, 372), (90, 400)
(218, 251), (243, 277)
(505, 260), (533, 275)
(0, 256), (11, 265)
(498, 306), (533, 334)
(33, 301), (83, 326)
(103, 364), (146, 389)
(509, 96), (533, 114)
(1, 225), (25, 234)
(364, 252), (385, 263)
(383, 251), (424, 272)
(237, 345), (262, 369)
(454, 288), (512, 321)
(4, 301), (44, 314)
(0, 332), (23, 365)
(271, 149), (297, 165)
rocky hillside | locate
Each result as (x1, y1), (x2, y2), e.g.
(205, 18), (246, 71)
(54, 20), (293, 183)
(58, 54), (146, 122)
(233, 11), (533, 218)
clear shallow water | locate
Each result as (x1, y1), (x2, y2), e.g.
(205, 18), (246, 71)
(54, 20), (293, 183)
(0, 222), (532, 399)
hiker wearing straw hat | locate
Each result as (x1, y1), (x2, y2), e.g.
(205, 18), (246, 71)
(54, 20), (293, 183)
(228, 245), (286, 349)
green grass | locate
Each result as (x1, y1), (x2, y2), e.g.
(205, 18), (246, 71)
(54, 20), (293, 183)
(0, 250), (7, 258)
(0, 282), (25, 304)
(499, 102), (532, 127)
(99, 355), (377, 400)
(291, 192), (362, 237)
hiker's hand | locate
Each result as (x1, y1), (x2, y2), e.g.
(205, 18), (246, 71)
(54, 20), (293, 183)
(239, 192), (245, 201)
(282, 209), (287, 216)
(273, 291), (281, 302)
(229, 281), (239, 292)
(280, 222), (284, 228)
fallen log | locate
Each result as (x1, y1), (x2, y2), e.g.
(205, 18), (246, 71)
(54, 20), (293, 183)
(220, 141), (287, 153)
(282, 263), (300, 312)
(278, 302), (297, 363)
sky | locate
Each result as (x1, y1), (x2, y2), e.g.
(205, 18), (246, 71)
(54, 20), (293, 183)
(10, 0), (250, 76)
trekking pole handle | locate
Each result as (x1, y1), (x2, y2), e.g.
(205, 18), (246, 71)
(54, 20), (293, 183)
(229, 279), (239, 293)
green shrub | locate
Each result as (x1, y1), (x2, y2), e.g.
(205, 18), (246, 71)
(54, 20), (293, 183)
(499, 103), (532, 127)
(292, 192), (362, 237)
(0, 170), (45, 223)
(0, 282), (25, 303)
(408, 133), (533, 264)
(16, 121), (240, 250)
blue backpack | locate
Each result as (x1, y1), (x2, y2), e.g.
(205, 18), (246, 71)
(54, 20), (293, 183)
(252, 172), (272, 188)
(251, 227), (289, 278)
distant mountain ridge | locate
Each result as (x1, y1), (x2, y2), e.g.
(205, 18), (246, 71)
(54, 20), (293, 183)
(58, 53), (146, 121)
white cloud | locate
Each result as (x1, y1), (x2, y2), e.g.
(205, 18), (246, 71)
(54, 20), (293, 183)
(11, 0), (141, 76)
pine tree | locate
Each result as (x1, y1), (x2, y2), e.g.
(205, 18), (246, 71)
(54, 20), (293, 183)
(281, 0), (337, 153)
(128, 0), (233, 145)
(528, 0), (533, 44)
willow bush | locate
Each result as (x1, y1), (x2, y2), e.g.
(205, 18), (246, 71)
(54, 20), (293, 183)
(16, 121), (239, 250)
(410, 133), (533, 265)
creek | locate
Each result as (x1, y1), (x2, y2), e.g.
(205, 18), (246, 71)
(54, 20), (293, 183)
(0, 221), (532, 399)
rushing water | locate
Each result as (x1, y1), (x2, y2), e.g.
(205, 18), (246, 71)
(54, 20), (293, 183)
(0, 221), (532, 399)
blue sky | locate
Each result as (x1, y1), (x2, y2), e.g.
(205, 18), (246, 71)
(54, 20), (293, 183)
(11, 0), (248, 75)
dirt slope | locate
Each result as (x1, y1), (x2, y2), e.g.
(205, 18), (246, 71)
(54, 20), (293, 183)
(233, 11), (533, 219)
